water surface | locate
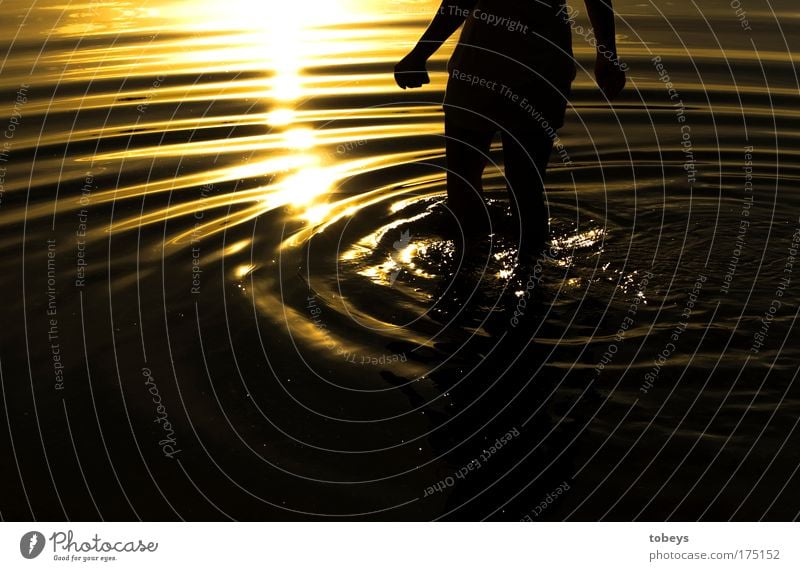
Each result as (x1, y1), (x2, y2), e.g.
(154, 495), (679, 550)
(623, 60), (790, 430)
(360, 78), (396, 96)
(1, 0), (799, 520)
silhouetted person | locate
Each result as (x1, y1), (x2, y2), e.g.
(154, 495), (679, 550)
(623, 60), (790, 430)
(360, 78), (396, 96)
(395, 0), (625, 256)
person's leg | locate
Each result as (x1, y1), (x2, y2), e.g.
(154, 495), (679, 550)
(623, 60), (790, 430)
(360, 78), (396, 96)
(444, 115), (495, 242)
(500, 124), (555, 256)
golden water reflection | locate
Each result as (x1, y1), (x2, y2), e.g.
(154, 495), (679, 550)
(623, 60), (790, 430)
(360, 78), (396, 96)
(0, 1), (456, 251)
(0, 0), (789, 375)
(4, 0), (795, 259)
(2, 1), (790, 305)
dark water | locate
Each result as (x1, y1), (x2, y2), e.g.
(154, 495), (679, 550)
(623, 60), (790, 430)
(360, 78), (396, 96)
(1, 0), (799, 520)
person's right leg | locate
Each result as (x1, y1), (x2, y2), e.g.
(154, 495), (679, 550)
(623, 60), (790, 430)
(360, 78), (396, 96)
(444, 115), (495, 244)
(500, 124), (555, 257)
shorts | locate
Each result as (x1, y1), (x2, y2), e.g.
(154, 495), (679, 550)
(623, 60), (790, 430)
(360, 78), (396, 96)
(443, 71), (572, 133)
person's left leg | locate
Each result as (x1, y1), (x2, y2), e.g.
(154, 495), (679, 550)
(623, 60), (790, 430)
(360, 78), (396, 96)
(500, 125), (555, 255)
(444, 115), (496, 244)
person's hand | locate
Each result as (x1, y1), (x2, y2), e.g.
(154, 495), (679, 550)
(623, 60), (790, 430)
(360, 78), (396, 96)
(595, 53), (626, 100)
(394, 51), (430, 89)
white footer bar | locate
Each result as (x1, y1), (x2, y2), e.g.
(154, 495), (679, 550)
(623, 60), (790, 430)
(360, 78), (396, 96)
(2, 522), (797, 570)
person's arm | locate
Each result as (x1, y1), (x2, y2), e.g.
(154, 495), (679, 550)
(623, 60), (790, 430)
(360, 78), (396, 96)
(583, 0), (626, 99)
(394, 0), (478, 89)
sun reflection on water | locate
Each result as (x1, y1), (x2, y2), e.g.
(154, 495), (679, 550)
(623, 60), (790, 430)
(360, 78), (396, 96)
(0, 0), (441, 249)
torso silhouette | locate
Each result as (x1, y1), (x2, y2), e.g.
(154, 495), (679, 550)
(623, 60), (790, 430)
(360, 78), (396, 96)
(444, 0), (576, 130)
